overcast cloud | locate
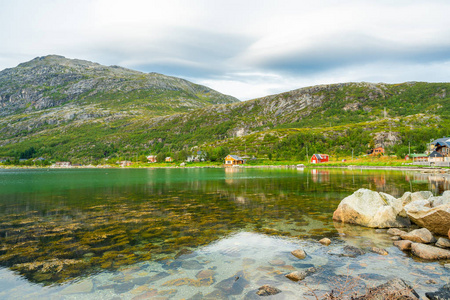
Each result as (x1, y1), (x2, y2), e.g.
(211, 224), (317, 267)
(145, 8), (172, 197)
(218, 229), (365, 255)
(1, 0), (449, 100)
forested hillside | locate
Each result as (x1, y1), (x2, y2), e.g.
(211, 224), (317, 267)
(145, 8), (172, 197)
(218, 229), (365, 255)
(0, 56), (449, 164)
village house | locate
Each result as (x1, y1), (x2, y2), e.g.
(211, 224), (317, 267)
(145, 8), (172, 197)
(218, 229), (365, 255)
(118, 161), (132, 167)
(224, 154), (244, 166)
(165, 157), (173, 162)
(428, 151), (444, 163)
(310, 154), (329, 164)
(147, 155), (157, 163)
(405, 153), (428, 162)
(431, 137), (450, 161)
(367, 147), (385, 156)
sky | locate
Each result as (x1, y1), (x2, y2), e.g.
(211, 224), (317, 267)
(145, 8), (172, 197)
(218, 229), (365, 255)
(1, 0), (450, 100)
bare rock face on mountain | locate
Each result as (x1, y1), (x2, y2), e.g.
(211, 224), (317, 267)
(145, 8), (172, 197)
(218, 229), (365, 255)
(333, 189), (410, 228)
(0, 55), (238, 118)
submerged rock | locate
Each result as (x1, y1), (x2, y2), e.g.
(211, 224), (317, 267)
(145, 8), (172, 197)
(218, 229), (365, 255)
(333, 189), (410, 228)
(369, 247), (388, 255)
(411, 243), (450, 260)
(319, 238), (331, 246)
(425, 283), (450, 300)
(355, 278), (419, 300)
(215, 270), (249, 295)
(400, 228), (436, 244)
(61, 279), (94, 294)
(285, 267), (317, 282)
(256, 285), (281, 296)
(291, 249), (306, 259)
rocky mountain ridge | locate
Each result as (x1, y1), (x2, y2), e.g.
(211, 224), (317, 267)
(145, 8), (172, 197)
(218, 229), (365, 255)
(0, 55), (238, 117)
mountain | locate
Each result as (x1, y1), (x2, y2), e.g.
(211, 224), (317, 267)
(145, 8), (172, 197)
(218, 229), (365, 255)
(0, 56), (449, 162)
(0, 55), (238, 117)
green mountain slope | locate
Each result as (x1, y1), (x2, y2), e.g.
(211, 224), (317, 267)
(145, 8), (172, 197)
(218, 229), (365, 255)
(0, 55), (238, 117)
(0, 57), (449, 163)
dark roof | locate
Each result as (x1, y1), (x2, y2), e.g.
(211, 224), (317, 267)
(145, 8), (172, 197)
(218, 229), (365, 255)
(429, 151), (444, 158)
(228, 155), (243, 160)
(432, 137), (450, 147)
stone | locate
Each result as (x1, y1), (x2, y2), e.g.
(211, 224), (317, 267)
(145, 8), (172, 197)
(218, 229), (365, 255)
(431, 191), (450, 207)
(406, 204), (450, 236)
(391, 236), (401, 241)
(412, 191), (433, 201)
(319, 238), (331, 246)
(444, 264), (450, 269)
(269, 259), (285, 266)
(343, 245), (365, 257)
(370, 247), (388, 255)
(355, 278), (419, 300)
(400, 228), (436, 243)
(61, 279), (94, 294)
(181, 260), (203, 270)
(284, 267), (316, 282)
(411, 243), (450, 260)
(333, 188), (410, 228)
(425, 283), (450, 300)
(291, 249), (306, 259)
(215, 270), (249, 295)
(403, 199), (431, 215)
(386, 228), (407, 236)
(196, 269), (216, 279)
(256, 285), (281, 296)
(436, 237), (450, 248)
(285, 271), (307, 282)
(393, 240), (412, 251)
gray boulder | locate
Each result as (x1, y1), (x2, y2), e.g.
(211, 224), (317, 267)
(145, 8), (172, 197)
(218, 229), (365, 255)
(333, 189), (410, 228)
(425, 284), (450, 300)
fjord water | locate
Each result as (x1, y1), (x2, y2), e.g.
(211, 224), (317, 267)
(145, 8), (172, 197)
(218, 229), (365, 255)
(0, 168), (448, 299)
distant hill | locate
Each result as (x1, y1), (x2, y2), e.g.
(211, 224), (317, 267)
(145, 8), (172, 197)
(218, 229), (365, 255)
(0, 56), (449, 162)
(0, 55), (238, 117)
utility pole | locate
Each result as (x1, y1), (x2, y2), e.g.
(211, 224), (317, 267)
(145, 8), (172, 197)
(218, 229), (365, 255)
(408, 142), (410, 156)
(352, 149), (354, 161)
(306, 145), (309, 162)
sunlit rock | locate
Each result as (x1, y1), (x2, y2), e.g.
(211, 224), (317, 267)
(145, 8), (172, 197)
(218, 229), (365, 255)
(333, 189), (410, 228)
(400, 228), (436, 244)
(411, 243), (450, 260)
(406, 204), (450, 236)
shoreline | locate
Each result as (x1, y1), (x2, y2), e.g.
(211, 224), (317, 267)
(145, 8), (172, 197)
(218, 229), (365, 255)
(1, 163), (449, 173)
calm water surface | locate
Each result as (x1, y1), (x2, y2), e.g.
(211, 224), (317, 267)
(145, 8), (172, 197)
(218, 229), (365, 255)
(0, 167), (448, 299)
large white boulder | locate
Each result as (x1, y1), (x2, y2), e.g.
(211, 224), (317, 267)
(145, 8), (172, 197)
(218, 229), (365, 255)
(333, 189), (410, 228)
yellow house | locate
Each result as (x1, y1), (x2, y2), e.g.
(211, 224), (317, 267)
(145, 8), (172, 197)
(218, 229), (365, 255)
(165, 157), (173, 162)
(224, 155), (244, 166)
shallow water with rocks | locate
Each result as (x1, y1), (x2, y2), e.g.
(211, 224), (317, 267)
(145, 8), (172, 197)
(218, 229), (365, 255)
(0, 167), (448, 299)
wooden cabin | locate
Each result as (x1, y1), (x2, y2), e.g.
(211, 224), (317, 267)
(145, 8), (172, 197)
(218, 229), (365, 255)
(368, 147), (385, 156)
(224, 154), (244, 166)
(310, 154), (329, 164)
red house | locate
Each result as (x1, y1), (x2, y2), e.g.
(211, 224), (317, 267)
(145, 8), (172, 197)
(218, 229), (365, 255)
(310, 154), (329, 164)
